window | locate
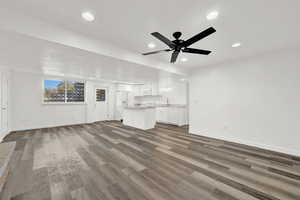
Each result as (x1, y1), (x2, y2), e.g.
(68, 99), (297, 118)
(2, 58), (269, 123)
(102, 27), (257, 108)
(43, 79), (85, 103)
(96, 89), (106, 102)
(44, 80), (65, 102)
(66, 81), (85, 102)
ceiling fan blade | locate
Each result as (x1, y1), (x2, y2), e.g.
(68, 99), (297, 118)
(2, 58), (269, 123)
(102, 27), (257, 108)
(170, 51), (179, 63)
(142, 49), (171, 55)
(183, 27), (216, 47)
(182, 48), (211, 55)
(151, 32), (175, 48)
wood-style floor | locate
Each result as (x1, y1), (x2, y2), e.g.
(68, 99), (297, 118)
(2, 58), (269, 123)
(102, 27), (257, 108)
(1, 121), (300, 200)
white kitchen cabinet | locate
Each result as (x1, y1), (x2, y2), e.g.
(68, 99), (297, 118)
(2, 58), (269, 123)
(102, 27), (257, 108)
(156, 107), (168, 122)
(123, 107), (156, 130)
(156, 105), (187, 126)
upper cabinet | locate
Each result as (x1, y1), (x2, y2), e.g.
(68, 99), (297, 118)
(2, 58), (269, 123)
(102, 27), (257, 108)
(158, 76), (188, 105)
(140, 83), (158, 96)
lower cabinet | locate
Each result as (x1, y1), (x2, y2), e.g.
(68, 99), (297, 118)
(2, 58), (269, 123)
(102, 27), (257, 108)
(156, 106), (187, 126)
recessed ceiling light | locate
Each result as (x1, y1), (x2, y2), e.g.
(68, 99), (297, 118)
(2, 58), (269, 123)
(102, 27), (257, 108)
(180, 57), (188, 62)
(232, 42), (241, 48)
(81, 12), (95, 22)
(148, 42), (156, 49)
(206, 11), (219, 20)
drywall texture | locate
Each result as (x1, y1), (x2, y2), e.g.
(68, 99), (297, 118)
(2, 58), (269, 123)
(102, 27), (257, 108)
(189, 47), (300, 156)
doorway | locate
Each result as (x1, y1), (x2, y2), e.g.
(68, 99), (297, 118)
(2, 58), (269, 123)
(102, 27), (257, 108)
(115, 90), (129, 121)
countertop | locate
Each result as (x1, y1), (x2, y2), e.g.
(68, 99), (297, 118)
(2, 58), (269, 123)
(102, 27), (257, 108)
(124, 104), (187, 110)
(124, 106), (156, 110)
(156, 104), (187, 108)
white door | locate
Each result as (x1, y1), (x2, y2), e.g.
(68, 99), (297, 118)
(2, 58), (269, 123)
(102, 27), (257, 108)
(115, 91), (128, 120)
(94, 87), (109, 121)
(0, 72), (2, 132)
(1, 72), (9, 134)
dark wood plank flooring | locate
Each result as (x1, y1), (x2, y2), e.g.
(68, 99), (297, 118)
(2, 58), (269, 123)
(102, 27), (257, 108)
(1, 122), (300, 200)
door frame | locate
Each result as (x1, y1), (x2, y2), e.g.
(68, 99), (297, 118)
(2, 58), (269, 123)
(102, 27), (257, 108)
(0, 70), (9, 141)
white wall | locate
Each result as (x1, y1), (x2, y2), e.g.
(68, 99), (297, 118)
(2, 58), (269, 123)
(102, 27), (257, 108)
(189, 47), (300, 156)
(11, 71), (116, 131)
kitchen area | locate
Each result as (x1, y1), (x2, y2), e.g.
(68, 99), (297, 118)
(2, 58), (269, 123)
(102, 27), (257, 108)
(115, 77), (188, 130)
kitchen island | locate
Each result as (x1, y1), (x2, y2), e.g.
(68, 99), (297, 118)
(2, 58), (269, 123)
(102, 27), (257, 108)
(123, 106), (156, 130)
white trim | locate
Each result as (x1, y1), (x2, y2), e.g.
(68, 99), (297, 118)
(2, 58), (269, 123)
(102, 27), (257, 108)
(0, 70), (10, 140)
(189, 130), (300, 157)
(0, 129), (10, 142)
(11, 122), (88, 132)
(42, 102), (88, 106)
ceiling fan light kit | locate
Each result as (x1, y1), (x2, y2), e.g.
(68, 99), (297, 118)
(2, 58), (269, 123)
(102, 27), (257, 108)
(142, 27), (216, 63)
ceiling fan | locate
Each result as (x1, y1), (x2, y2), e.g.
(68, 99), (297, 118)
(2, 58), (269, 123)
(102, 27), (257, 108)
(142, 27), (216, 63)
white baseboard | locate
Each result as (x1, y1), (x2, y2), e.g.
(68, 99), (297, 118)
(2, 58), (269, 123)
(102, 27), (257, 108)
(157, 120), (188, 127)
(0, 129), (10, 143)
(11, 122), (87, 132)
(190, 130), (300, 157)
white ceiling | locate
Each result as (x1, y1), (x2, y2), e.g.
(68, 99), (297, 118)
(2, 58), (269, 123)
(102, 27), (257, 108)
(0, 29), (184, 84)
(2, 0), (300, 69)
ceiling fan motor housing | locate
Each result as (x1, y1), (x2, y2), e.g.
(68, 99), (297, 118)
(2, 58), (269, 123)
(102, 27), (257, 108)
(173, 31), (182, 39)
